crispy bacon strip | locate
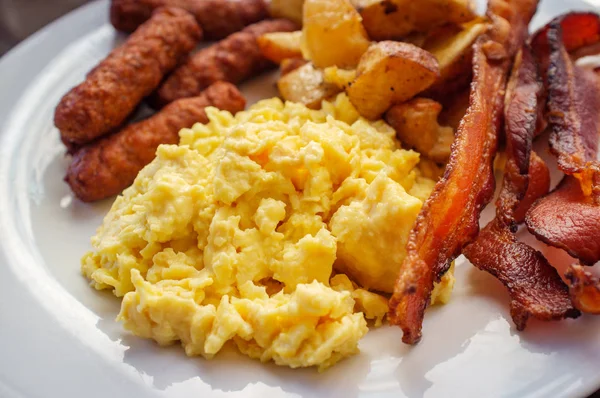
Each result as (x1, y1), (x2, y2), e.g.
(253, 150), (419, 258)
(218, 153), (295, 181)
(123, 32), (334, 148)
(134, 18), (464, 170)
(388, 0), (540, 345)
(526, 13), (600, 267)
(531, 13), (600, 199)
(497, 46), (542, 227)
(526, 13), (600, 312)
(464, 44), (578, 329)
(566, 264), (600, 314)
(464, 155), (580, 329)
(527, 176), (600, 266)
(531, 13), (600, 61)
(512, 152), (550, 223)
(464, 221), (579, 328)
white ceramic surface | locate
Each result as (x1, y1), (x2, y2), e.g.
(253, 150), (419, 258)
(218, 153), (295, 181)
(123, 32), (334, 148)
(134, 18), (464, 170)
(1, 1), (600, 397)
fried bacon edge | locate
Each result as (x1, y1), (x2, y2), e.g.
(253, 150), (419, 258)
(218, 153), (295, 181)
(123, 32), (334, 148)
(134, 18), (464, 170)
(526, 13), (600, 314)
(534, 13), (600, 199)
(388, 0), (540, 345)
(463, 45), (579, 329)
(566, 264), (600, 314)
(527, 13), (600, 266)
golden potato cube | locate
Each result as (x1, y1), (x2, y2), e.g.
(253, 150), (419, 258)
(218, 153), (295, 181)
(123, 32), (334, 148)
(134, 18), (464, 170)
(277, 63), (342, 109)
(353, 0), (477, 41)
(280, 58), (309, 76)
(347, 41), (440, 120)
(269, 0), (305, 25)
(257, 31), (303, 64)
(323, 66), (357, 90)
(386, 98), (454, 163)
(425, 18), (489, 96)
(301, 0), (371, 68)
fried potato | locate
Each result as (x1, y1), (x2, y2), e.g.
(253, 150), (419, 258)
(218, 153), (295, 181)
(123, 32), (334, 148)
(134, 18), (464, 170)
(269, 0), (304, 25)
(386, 98), (454, 163)
(323, 66), (357, 90)
(439, 88), (470, 130)
(280, 58), (309, 75)
(258, 31), (302, 64)
(347, 41), (440, 120)
(278, 63), (342, 108)
(301, 0), (371, 68)
(425, 18), (489, 97)
(353, 0), (477, 41)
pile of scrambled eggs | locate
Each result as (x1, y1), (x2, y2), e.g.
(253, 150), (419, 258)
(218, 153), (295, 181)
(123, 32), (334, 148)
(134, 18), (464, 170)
(82, 94), (454, 371)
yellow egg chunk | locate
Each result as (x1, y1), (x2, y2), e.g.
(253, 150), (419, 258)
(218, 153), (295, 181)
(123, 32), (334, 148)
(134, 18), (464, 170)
(330, 173), (423, 293)
(82, 94), (454, 371)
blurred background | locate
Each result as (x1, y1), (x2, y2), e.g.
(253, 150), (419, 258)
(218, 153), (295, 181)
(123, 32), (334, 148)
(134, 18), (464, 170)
(0, 0), (91, 56)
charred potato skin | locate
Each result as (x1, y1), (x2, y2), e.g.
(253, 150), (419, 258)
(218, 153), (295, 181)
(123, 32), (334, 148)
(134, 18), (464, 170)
(353, 0), (477, 41)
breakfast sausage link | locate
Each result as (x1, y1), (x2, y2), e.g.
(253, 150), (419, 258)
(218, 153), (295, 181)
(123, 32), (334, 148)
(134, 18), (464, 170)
(110, 0), (269, 40)
(65, 82), (246, 202)
(55, 7), (202, 146)
(153, 19), (298, 107)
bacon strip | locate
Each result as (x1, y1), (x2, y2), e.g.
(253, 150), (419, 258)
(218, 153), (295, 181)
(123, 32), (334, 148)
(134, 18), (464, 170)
(388, 0), (540, 345)
(527, 176), (600, 266)
(464, 44), (578, 329)
(531, 13), (600, 60)
(525, 13), (600, 313)
(464, 155), (580, 329)
(526, 13), (600, 266)
(465, 221), (580, 327)
(497, 46), (542, 227)
(531, 13), (600, 199)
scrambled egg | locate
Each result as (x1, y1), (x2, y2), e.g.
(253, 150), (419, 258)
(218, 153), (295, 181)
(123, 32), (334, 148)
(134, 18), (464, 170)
(82, 94), (454, 371)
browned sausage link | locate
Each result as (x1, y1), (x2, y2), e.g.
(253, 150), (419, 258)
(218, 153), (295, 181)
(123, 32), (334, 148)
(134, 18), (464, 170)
(110, 0), (269, 40)
(154, 19), (298, 107)
(65, 82), (246, 202)
(55, 7), (202, 146)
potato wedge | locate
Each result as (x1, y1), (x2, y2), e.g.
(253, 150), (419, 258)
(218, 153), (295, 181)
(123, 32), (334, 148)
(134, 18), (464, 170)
(386, 98), (454, 163)
(258, 31), (302, 64)
(278, 63), (342, 109)
(353, 0), (477, 41)
(323, 66), (357, 90)
(269, 0), (305, 25)
(347, 41), (440, 120)
(301, 0), (371, 68)
(425, 18), (489, 97)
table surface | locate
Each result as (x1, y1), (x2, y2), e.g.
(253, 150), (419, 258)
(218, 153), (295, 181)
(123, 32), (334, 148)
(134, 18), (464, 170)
(0, 1), (599, 397)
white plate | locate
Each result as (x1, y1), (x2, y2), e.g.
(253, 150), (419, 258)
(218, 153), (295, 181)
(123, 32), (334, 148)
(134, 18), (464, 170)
(1, 1), (600, 397)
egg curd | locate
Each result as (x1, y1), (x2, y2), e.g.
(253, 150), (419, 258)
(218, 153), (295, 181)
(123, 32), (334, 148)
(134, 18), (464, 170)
(82, 94), (454, 371)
